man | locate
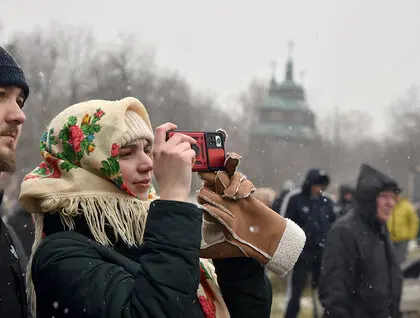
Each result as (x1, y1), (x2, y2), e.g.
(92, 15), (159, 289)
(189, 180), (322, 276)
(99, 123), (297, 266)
(387, 194), (419, 266)
(0, 46), (30, 318)
(334, 184), (354, 218)
(319, 164), (402, 318)
(280, 169), (336, 318)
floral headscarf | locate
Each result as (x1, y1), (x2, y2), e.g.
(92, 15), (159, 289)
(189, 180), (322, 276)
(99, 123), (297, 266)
(20, 97), (156, 247)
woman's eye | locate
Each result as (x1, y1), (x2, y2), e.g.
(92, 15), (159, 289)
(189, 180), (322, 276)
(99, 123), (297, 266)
(144, 146), (151, 154)
(119, 151), (132, 158)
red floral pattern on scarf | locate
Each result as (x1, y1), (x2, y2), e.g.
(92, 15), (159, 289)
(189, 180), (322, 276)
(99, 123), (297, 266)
(198, 265), (216, 318)
(68, 125), (84, 153)
(23, 108), (105, 181)
(111, 143), (120, 157)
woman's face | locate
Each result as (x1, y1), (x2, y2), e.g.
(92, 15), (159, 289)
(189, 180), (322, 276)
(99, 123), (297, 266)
(119, 138), (153, 200)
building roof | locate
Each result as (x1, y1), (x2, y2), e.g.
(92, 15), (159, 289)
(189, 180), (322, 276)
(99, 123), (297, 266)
(253, 123), (318, 140)
(261, 94), (310, 110)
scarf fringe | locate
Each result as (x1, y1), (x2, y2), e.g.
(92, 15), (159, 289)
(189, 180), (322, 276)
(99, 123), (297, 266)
(26, 213), (44, 317)
(40, 195), (150, 246)
(26, 195), (150, 317)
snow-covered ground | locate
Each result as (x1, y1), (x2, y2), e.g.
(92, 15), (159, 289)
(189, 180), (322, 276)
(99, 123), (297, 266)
(271, 293), (321, 317)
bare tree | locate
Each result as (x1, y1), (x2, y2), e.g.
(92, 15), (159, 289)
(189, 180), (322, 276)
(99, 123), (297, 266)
(387, 86), (420, 172)
(238, 79), (266, 130)
(52, 26), (97, 104)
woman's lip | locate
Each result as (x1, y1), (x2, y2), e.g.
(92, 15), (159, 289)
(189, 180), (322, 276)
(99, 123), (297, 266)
(134, 180), (151, 187)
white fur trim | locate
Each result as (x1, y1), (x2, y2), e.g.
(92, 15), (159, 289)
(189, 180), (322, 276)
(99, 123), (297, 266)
(266, 218), (306, 276)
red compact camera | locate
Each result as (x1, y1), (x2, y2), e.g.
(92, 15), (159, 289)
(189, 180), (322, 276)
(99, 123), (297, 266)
(165, 130), (226, 172)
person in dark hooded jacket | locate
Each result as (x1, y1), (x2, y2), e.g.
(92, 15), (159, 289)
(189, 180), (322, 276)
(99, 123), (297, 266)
(319, 164), (403, 318)
(280, 169), (336, 318)
(334, 185), (354, 218)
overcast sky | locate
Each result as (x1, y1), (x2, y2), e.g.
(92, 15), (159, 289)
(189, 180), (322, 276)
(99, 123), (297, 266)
(1, 0), (419, 132)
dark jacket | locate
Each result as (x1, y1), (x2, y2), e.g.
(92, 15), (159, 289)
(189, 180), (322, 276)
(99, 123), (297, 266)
(271, 189), (292, 214)
(319, 164), (403, 318)
(31, 200), (272, 318)
(0, 217), (30, 318)
(334, 185), (354, 218)
(6, 203), (34, 257)
(279, 169), (336, 255)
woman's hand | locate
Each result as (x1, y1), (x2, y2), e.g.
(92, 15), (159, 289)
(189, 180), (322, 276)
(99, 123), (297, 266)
(152, 123), (197, 202)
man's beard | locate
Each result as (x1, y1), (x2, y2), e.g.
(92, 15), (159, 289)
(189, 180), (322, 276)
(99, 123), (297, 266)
(0, 124), (19, 173)
(0, 147), (17, 173)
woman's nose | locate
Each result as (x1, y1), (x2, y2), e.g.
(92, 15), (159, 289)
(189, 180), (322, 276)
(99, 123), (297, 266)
(137, 153), (153, 172)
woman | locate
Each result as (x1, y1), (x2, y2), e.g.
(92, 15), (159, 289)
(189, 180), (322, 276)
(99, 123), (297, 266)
(19, 97), (277, 318)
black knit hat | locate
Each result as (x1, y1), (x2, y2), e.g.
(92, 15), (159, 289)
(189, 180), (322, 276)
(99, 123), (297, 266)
(0, 47), (30, 101)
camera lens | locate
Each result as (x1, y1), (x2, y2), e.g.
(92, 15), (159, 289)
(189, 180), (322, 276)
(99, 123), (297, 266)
(215, 136), (222, 147)
(191, 144), (199, 156)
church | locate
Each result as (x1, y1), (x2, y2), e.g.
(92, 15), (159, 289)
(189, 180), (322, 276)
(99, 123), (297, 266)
(246, 44), (326, 190)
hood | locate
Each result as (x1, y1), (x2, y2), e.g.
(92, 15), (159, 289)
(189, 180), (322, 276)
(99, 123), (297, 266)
(355, 164), (401, 221)
(339, 184), (354, 203)
(302, 168), (330, 195)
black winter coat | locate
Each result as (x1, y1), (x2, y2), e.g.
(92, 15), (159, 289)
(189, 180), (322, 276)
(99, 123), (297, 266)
(31, 200), (272, 318)
(0, 218), (29, 318)
(7, 203), (35, 257)
(271, 189), (292, 214)
(319, 165), (403, 318)
(279, 169), (336, 255)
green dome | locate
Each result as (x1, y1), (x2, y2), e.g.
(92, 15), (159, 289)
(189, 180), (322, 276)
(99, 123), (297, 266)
(267, 58), (306, 104)
(261, 95), (309, 110)
(277, 80), (304, 93)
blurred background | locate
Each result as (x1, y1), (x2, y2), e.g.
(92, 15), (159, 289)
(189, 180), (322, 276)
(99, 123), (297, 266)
(1, 1), (420, 316)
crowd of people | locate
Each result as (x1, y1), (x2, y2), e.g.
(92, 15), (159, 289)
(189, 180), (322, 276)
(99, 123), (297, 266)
(255, 166), (419, 317)
(0, 45), (419, 318)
